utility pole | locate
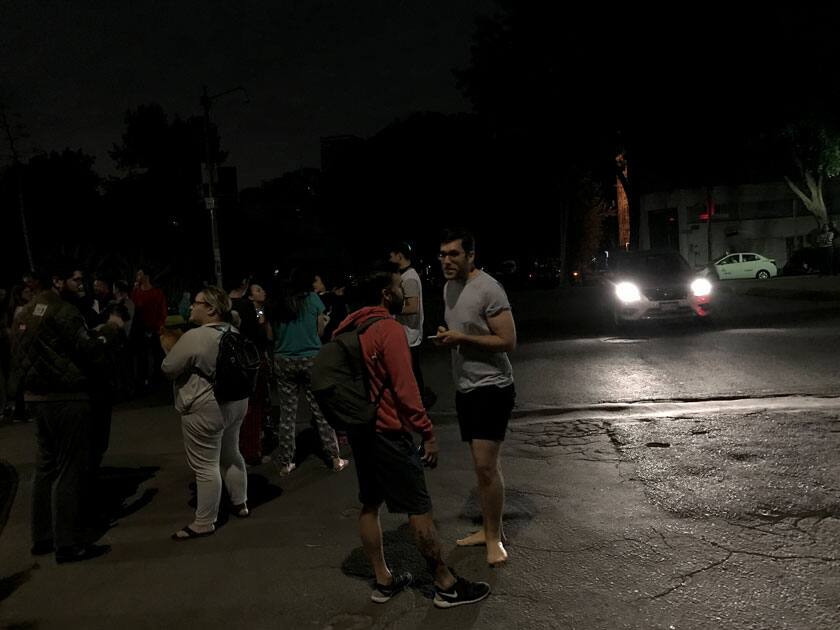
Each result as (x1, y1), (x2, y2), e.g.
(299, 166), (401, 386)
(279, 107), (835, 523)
(1, 107), (34, 271)
(200, 84), (248, 288)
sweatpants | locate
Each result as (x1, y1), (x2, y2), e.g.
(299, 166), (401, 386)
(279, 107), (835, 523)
(181, 399), (248, 527)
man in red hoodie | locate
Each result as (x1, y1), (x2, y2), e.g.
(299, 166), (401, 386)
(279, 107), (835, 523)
(333, 264), (490, 609)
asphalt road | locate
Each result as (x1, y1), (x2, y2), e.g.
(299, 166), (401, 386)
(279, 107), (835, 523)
(1, 285), (838, 629)
(423, 287), (840, 415)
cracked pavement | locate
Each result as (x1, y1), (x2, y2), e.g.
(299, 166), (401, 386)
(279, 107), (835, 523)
(1, 400), (839, 629)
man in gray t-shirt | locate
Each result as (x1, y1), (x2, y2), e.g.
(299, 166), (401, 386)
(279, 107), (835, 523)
(389, 243), (431, 403)
(433, 228), (516, 567)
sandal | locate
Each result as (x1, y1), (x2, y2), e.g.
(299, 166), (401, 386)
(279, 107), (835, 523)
(171, 525), (215, 541)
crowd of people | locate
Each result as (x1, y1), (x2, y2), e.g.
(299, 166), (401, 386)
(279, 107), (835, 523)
(1, 228), (517, 610)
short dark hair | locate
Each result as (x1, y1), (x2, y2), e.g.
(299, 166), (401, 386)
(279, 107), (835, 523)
(353, 262), (400, 307)
(440, 228), (475, 253)
(48, 259), (77, 283)
(114, 280), (130, 294)
(390, 241), (412, 261)
(30, 268), (53, 292)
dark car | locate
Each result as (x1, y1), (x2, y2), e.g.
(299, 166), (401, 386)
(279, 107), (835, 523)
(782, 248), (822, 276)
(606, 250), (713, 325)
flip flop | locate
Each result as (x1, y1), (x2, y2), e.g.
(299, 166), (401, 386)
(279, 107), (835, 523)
(171, 525), (215, 541)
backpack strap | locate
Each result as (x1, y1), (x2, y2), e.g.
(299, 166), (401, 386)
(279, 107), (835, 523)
(190, 323), (231, 383)
(355, 316), (388, 335)
(354, 316), (391, 408)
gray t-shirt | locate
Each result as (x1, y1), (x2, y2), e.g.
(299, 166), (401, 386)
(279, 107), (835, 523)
(444, 270), (514, 393)
(397, 267), (424, 347)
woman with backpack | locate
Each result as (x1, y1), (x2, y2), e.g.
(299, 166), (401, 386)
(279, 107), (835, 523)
(161, 286), (250, 540)
(271, 268), (348, 475)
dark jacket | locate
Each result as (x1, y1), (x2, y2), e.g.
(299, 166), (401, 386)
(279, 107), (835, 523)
(10, 290), (120, 400)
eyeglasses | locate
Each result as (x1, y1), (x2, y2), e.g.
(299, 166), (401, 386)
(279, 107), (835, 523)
(191, 300), (210, 307)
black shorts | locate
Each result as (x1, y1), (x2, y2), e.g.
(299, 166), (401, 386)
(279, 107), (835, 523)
(347, 429), (432, 515)
(455, 384), (516, 442)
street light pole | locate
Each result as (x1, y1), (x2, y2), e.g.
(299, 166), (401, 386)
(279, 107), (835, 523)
(200, 84), (248, 288)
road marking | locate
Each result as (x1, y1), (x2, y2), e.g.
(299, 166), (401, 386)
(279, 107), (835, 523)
(512, 395), (840, 425)
(601, 337), (648, 344)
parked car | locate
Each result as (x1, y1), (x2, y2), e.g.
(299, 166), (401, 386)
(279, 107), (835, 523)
(607, 250), (712, 325)
(709, 252), (778, 280)
(782, 248), (822, 276)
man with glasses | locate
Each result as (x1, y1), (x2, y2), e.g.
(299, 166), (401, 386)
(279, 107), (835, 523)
(432, 228), (517, 567)
(10, 266), (124, 563)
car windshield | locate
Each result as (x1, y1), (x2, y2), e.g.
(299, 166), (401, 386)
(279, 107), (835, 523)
(614, 252), (691, 276)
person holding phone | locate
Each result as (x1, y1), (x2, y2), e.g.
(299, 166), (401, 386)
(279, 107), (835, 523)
(433, 228), (517, 567)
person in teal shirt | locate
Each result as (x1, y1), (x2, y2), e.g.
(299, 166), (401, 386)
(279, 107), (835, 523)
(271, 268), (347, 475)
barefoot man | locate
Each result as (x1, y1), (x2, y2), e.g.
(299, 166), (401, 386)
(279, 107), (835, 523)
(433, 228), (517, 566)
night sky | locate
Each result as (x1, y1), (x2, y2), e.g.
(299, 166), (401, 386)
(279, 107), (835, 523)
(1, 0), (495, 186)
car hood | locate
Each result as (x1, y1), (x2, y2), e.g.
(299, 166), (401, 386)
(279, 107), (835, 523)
(612, 269), (697, 288)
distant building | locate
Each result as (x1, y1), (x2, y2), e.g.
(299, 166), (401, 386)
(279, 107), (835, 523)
(640, 180), (840, 268)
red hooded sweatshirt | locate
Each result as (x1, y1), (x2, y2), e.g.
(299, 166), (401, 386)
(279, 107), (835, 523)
(333, 306), (434, 441)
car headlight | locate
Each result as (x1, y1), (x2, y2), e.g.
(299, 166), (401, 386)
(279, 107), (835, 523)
(615, 281), (641, 303)
(691, 278), (712, 297)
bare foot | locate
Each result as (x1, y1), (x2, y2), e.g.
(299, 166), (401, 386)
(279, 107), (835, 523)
(456, 530), (486, 546)
(456, 529), (508, 546)
(487, 541), (508, 566)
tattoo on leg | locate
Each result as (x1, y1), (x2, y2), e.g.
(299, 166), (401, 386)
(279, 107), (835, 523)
(413, 526), (443, 572)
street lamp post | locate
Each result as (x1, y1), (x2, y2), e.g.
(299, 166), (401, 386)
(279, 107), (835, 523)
(200, 84), (247, 288)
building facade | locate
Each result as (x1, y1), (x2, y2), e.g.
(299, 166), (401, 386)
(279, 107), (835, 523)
(640, 180), (840, 269)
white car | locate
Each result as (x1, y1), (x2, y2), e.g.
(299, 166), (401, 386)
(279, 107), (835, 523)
(712, 252), (778, 280)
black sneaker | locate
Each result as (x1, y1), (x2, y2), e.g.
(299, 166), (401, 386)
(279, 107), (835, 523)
(434, 575), (491, 609)
(370, 571), (413, 603)
(55, 544), (111, 564)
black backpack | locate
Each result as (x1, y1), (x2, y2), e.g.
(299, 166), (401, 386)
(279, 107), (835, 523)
(213, 326), (262, 402)
(311, 317), (387, 430)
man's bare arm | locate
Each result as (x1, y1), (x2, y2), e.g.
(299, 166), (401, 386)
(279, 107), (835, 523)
(434, 310), (516, 353)
(401, 295), (420, 315)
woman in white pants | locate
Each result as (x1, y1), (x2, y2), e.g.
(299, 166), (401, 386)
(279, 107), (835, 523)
(161, 286), (249, 540)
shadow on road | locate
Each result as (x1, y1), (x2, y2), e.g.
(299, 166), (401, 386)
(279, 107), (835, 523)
(87, 465), (160, 541)
(0, 566), (34, 605)
(456, 487), (537, 544)
(341, 524), (435, 598)
(187, 473), (284, 528)
(0, 460), (19, 540)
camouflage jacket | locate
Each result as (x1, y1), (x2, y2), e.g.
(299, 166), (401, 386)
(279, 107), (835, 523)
(9, 290), (120, 400)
